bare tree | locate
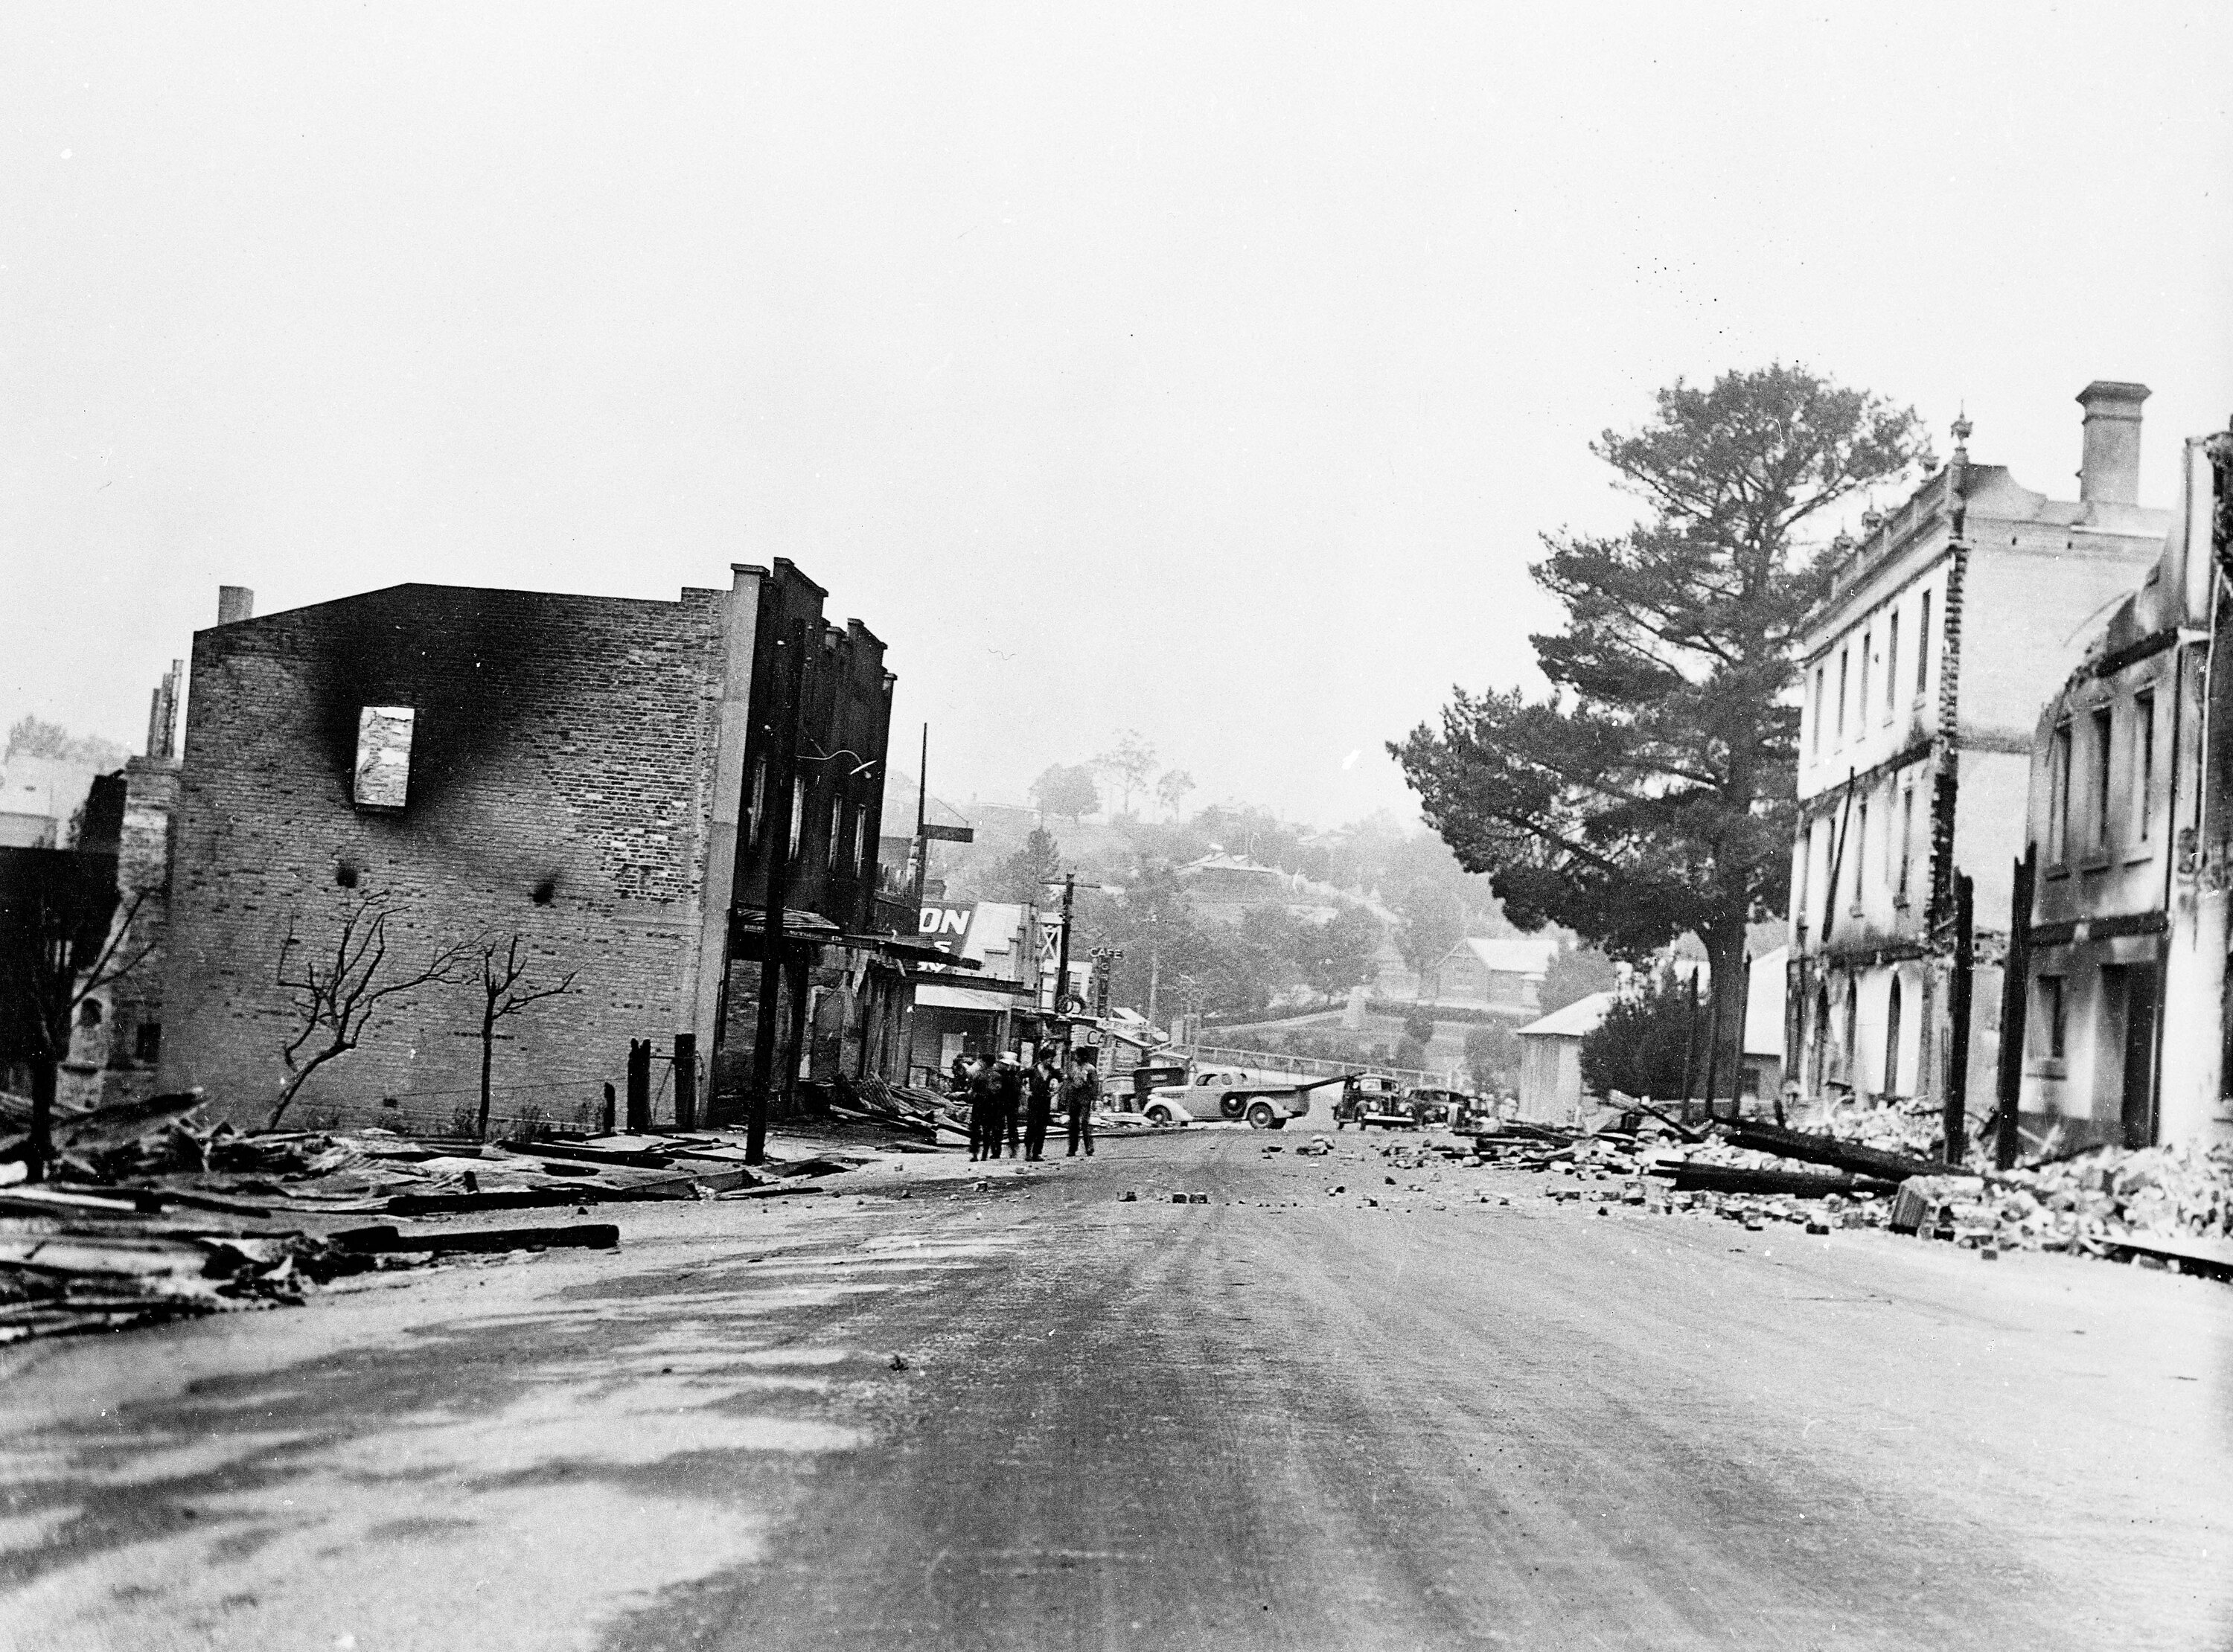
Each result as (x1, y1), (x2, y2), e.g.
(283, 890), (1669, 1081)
(1154, 768), (1195, 820)
(1, 870), (153, 1181)
(1093, 731), (1157, 818)
(473, 933), (578, 1139)
(272, 892), (473, 1128)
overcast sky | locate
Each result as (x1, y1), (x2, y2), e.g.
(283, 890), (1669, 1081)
(5, 3), (2229, 827)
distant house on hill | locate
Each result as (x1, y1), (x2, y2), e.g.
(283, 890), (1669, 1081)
(1427, 936), (1563, 1012)
(1177, 851), (1337, 924)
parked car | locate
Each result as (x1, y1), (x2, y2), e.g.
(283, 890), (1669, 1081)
(1140, 1068), (1329, 1130)
(1402, 1086), (1479, 1127)
(1337, 1072), (1416, 1129)
(1119, 1064), (1189, 1113)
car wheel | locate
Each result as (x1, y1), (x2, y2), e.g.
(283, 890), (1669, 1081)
(1146, 1105), (1173, 1126)
(1219, 1095), (1245, 1120)
(1245, 1101), (1276, 1130)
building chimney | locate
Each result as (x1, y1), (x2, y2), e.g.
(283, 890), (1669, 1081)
(217, 585), (255, 624)
(2076, 380), (2149, 506)
(144, 659), (183, 760)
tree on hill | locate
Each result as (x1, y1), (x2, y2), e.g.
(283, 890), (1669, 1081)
(1093, 731), (1157, 818)
(1154, 768), (1195, 819)
(1029, 763), (1100, 824)
(989, 827), (1063, 903)
(1391, 880), (1466, 989)
(1393, 365), (1929, 1113)
(1296, 905), (1383, 1004)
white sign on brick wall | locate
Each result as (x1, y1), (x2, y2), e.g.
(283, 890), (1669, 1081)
(354, 706), (415, 810)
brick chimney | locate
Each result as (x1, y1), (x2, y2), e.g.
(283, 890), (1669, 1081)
(2076, 380), (2149, 506)
(217, 585), (255, 624)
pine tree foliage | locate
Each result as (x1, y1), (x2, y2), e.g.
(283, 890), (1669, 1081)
(1393, 365), (1930, 1093)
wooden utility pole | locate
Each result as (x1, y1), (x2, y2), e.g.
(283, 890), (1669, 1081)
(673, 1031), (697, 1133)
(910, 724), (929, 917)
(1677, 971), (1700, 1120)
(625, 1038), (651, 1133)
(1944, 872), (1974, 1163)
(749, 621), (808, 1165)
(1992, 847), (2036, 1170)
(1051, 872), (1076, 1054)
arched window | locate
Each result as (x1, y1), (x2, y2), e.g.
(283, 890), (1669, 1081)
(1883, 978), (1903, 1096)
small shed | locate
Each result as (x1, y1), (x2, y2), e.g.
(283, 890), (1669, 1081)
(1515, 950), (1789, 1122)
(1514, 991), (1614, 1123)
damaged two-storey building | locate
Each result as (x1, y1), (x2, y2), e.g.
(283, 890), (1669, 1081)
(2007, 423), (2233, 1150)
(1786, 384), (2171, 1121)
(157, 562), (939, 1131)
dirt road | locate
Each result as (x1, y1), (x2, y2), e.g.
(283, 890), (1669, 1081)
(4, 1130), (2227, 1650)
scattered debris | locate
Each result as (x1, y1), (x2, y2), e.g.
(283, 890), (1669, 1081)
(333, 1223), (618, 1254)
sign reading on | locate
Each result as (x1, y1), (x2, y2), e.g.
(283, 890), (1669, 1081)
(918, 902), (973, 952)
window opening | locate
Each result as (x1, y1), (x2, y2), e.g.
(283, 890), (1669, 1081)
(1885, 613), (1900, 721)
(1857, 625), (1872, 733)
(2039, 976), (2066, 1058)
(2135, 691), (2156, 840)
(1897, 787), (1914, 902)
(1883, 978), (1903, 1095)
(2048, 723), (2072, 864)
(2089, 706), (2113, 854)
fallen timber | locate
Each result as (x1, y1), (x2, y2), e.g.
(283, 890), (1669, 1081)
(1649, 1162), (1900, 1199)
(1716, 1118), (1958, 1184)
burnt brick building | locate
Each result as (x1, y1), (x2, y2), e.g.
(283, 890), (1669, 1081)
(159, 560), (907, 1130)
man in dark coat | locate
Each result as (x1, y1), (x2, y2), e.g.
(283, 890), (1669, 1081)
(1023, 1050), (1057, 1161)
(967, 1057), (1001, 1162)
(1061, 1048), (1101, 1158)
(994, 1054), (1025, 1159)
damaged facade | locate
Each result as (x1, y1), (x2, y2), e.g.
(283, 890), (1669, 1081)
(156, 562), (919, 1130)
(1786, 383), (2171, 1122)
(2010, 424), (2233, 1150)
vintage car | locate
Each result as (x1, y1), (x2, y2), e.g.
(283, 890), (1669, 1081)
(1334, 1072), (1416, 1128)
(1402, 1086), (1481, 1128)
(1139, 1067), (1331, 1130)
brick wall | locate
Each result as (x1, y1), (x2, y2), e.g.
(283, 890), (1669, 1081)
(62, 757), (178, 1109)
(159, 583), (731, 1128)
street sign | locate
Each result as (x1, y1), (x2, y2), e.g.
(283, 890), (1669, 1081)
(920, 823), (974, 843)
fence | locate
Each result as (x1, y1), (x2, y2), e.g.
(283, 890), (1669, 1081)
(280, 1078), (621, 1142)
(1175, 1043), (1454, 1089)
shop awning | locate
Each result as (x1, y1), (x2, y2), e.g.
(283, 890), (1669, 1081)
(914, 983), (1033, 1014)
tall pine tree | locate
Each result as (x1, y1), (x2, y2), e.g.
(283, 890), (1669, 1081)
(1393, 365), (1929, 1109)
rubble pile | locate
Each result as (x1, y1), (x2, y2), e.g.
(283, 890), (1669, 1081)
(1908, 1141), (2233, 1261)
(817, 1075), (953, 1140)
(0, 1182), (379, 1342)
(1463, 1110), (2233, 1275)
(0, 1092), (878, 1341)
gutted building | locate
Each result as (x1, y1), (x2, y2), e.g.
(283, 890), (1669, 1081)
(1786, 385), (2170, 1124)
(159, 562), (910, 1130)
(2013, 428), (2232, 1149)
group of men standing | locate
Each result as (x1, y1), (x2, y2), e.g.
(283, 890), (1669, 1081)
(953, 1046), (1102, 1162)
